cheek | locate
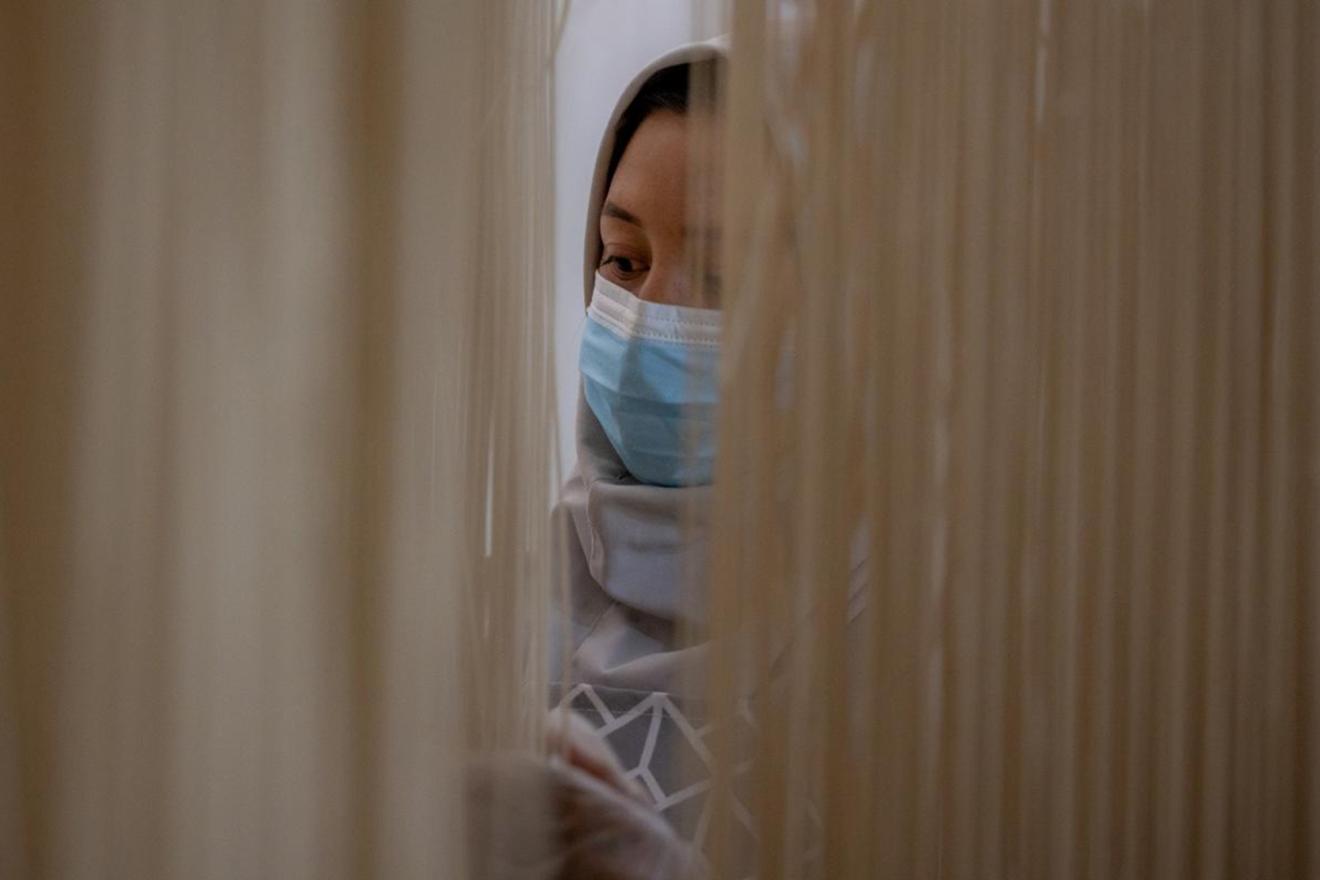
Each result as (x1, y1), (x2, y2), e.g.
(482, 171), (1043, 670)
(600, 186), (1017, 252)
(633, 254), (694, 304)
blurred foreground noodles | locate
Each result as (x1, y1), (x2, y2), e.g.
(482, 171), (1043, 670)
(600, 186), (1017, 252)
(1, 1), (1317, 879)
(704, 1), (1317, 878)
(2, 1), (559, 877)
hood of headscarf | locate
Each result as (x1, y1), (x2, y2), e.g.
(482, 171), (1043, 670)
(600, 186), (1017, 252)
(564, 38), (728, 628)
(580, 37), (729, 309)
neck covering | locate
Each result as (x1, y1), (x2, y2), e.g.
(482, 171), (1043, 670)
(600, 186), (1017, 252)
(560, 391), (711, 630)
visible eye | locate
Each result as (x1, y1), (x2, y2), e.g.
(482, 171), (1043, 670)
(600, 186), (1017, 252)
(600, 253), (649, 284)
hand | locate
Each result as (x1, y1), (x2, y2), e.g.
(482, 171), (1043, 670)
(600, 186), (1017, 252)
(550, 759), (707, 880)
(544, 707), (648, 805)
(467, 754), (706, 880)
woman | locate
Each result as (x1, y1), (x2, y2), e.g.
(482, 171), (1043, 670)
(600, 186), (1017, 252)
(529, 37), (866, 878)
(542, 38), (732, 878)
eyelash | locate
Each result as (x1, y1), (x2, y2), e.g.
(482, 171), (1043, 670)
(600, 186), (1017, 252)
(601, 254), (647, 277)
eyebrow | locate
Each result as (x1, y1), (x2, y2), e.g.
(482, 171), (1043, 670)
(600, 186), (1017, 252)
(601, 200), (642, 227)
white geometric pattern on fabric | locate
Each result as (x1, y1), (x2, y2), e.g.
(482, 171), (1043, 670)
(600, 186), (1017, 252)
(557, 682), (759, 857)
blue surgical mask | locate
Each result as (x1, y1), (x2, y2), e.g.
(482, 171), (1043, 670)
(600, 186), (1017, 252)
(579, 273), (721, 487)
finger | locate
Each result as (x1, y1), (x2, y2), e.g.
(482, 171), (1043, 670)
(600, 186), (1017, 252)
(545, 708), (649, 803)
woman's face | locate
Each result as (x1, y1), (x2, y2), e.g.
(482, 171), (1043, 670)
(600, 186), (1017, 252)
(598, 110), (723, 309)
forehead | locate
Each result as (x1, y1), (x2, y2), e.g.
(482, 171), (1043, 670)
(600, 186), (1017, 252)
(604, 111), (723, 232)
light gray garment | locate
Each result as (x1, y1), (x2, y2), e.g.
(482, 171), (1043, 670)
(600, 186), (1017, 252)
(548, 391), (869, 846)
(553, 391), (710, 690)
(549, 391), (718, 838)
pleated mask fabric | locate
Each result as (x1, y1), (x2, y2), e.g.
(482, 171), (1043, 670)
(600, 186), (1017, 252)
(579, 273), (721, 487)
